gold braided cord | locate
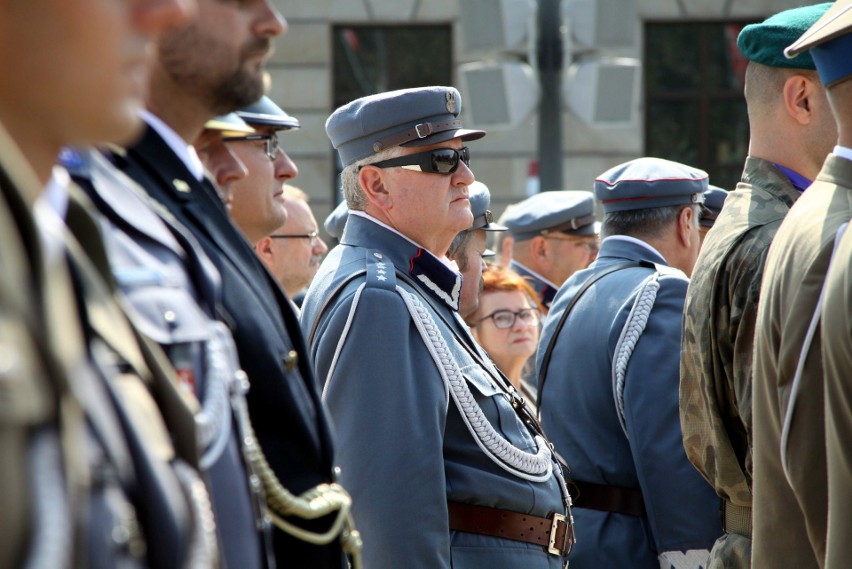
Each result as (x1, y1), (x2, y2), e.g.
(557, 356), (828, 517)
(243, 425), (363, 569)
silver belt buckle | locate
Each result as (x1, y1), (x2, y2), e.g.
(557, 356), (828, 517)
(548, 512), (567, 556)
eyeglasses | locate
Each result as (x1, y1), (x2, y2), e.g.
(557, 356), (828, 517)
(361, 146), (470, 175)
(475, 308), (540, 329)
(222, 133), (279, 161)
(270, 230), (319, 241)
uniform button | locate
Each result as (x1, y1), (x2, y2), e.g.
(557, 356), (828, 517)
(283, 350), (298, 373)
(163, 310), (177, 328)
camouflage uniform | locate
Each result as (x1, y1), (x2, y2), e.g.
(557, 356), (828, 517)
(680, 157), (801, 568)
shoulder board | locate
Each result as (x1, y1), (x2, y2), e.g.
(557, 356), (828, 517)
(365, 249), (396, 291)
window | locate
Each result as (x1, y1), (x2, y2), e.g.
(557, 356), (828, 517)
(330, 25), (453, 203)
(644, 21), (755, 191)
(333, 25), (453, 108)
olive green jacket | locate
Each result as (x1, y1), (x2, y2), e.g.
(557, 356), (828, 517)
(753, 154), (852, 568)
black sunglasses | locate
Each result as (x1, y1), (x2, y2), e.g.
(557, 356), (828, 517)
(361, 146), (470, 175)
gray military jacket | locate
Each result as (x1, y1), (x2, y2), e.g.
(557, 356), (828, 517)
(300, 213), (570, 569)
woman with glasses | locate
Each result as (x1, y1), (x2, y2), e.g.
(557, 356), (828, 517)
(467, 265), (544, 392)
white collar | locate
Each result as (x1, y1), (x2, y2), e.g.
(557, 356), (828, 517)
(833, 145), (852, 162)
(39, 165), (70, 220)
(141, 110), (204, 181)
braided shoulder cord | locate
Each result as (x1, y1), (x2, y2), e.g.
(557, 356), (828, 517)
(397, 287), (554, 482)
(611, 274), (660, 438)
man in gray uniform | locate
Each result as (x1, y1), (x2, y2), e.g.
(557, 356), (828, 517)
(537, 157), (721, 568)
(503, 191), (598, 309)
(301, 86), (573, 569)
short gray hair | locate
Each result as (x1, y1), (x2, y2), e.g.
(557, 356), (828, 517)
(448, 229), (475, 271)
(602, 204), (700, 240)
(340, 145), (407, 211)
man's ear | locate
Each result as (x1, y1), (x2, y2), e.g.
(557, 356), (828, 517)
(254, 237), (274, 262)
(783, 74), (818, 125)
(359, 166), (392, 209)
(678, 205), (696, 247)
(531, 235), (549, 261)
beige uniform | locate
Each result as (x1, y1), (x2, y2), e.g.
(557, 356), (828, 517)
(752, 154), (852, 568)
(820, 208), (852, 569)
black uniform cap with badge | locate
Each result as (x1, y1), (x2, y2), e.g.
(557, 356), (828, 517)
(502, 190), (596, 241)
(594, 157), (709, 213)
(325, 86), (486, 169)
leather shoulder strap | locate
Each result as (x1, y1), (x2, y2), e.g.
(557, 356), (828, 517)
(536, 260), (655, 411)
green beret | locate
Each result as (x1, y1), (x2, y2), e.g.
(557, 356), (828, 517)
(737, 3), (833, 69)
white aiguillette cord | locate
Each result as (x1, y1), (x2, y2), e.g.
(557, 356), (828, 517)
(781, 221), (849, 484)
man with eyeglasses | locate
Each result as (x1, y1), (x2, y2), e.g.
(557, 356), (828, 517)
(218, 95), (301, 244)
(255, 184), (329, 305)
(502, 191), (599, 311)
(300, 86), (574, 569)
(74, 2), (354, 567)
(536, 157), (721, 568)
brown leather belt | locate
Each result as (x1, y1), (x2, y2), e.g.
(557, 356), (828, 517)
(447, 501), (574, 556)
(572, 480), (646, 517)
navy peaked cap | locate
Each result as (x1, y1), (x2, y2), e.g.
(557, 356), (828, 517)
(595, 157), (708, 213)
(699, 185), (729, 228)
(325, 86), (485, 167)
(503, 191), (596, 241)
(237, 96), (300, 130)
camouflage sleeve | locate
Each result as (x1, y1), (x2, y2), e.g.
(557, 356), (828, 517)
(722, 223), (778, 482)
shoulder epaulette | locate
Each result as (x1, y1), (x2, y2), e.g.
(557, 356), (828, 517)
(365, 249), (396, 291)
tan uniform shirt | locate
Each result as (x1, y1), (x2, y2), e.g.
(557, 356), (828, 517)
(820, 203), (852, 569)
(753, 154), (852, 568)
